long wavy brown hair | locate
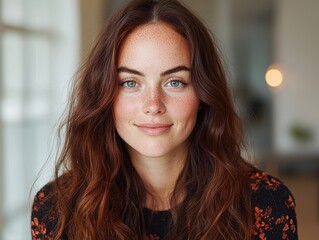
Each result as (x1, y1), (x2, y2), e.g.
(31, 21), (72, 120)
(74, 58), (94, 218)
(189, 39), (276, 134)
(50, 0), (254, 239)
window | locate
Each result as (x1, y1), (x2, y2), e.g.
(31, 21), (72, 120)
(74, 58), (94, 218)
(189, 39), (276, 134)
(0, 0), (80, 238)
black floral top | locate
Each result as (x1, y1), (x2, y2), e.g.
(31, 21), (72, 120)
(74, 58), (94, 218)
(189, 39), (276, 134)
(31, 170), (298, 239)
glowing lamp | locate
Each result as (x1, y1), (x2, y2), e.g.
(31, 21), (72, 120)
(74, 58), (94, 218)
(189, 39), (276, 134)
(265, 67), (283, 87)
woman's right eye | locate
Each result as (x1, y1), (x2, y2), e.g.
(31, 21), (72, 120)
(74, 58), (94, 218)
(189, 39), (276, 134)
(121, 80), (137, 88)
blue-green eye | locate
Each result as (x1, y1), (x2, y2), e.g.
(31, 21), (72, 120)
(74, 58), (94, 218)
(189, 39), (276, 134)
(166, 80), (185, 88)
(122, 81), (137, 88)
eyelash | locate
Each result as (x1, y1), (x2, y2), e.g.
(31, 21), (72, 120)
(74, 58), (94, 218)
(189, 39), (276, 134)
(119, 79), (187, 89)
(120, 80), (137, 88)
(165, 80), (186, 88)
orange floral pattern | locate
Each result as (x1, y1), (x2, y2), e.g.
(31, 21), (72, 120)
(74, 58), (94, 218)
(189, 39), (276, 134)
(250, 171), (298, 240)
(31, 170), (298, 239)
(31, 186), (55, 240)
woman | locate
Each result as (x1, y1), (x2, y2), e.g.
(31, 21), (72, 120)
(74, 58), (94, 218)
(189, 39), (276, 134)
(31, 0), (297, 239)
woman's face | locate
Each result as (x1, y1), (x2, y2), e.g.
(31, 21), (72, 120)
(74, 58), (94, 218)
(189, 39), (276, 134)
(114, 22), (200, 160)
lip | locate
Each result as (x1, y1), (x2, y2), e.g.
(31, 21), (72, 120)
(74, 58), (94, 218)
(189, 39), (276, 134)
(135, 123), (173, 135)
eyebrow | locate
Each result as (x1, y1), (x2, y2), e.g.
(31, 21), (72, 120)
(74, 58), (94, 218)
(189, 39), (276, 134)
(117, 65), (191, 77)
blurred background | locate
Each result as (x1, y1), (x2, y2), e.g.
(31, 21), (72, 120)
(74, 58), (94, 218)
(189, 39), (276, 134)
(0, 0), (318, 239)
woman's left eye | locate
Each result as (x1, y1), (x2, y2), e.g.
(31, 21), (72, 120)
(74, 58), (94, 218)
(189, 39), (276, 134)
(166, 80), (185, 88)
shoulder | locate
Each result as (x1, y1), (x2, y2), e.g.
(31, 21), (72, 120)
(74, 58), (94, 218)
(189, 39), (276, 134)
(31, 182), (58, 240)
(248, 169), (298, 240)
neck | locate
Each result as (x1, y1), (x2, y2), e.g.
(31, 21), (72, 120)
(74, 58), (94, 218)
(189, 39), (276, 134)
(129, 150), (187, 211)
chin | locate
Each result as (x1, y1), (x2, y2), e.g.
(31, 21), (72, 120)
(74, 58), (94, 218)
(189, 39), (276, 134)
(133, 148), (171, 159)
(126, 142), (174, 158)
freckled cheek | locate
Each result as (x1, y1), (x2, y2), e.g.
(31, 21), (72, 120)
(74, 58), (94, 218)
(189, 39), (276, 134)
(170, 96), (200, 122)
(113, 95), (138, 122)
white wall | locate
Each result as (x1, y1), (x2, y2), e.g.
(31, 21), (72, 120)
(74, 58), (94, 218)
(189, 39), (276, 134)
(274, 0), (319, 154)
(0, 0), (81, 238)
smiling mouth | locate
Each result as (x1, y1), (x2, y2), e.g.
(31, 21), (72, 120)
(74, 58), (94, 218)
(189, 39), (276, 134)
(135, 123), (173, 135)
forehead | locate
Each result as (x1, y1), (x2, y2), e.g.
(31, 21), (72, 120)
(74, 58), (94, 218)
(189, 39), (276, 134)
(118, 22), (190, 68)
(124, 22), (184, 44)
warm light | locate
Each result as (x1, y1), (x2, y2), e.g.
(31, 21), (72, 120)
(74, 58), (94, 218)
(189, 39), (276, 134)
(265, 68), (283, 87)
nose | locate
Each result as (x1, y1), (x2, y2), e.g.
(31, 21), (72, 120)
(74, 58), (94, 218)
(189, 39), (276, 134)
(143, 86), (166, 115)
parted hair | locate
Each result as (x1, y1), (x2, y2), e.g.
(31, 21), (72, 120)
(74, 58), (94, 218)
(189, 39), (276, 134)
(51, 0), (254, 239)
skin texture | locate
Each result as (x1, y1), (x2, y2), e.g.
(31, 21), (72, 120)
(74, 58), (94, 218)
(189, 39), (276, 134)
(114, 22), (200, 209)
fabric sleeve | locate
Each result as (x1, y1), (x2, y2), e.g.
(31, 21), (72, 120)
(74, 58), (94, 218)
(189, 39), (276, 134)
(31, 185), (57, 240)
(252, 172), (298, 240)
